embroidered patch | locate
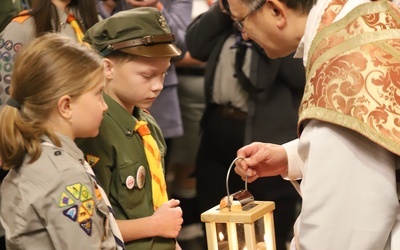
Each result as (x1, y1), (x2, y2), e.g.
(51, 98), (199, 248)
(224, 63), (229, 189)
(86, 154), (100, 167)
(60, 183), (96, 236)
(13, 43), (22, 53)
(77, 204), (91, 223)
(59, 192), (75, 207)
(4, 40), (12, 51)
(2, 52), (11, 62)
(93, 183), (102, 201)
(4, 74), (11, 84)
(158, 14), (167, 31)
(66, 183), (81, 199)
(81, 199), (95, 216)
(4, 63), (13, 73)
(63, 205), (78, 222)
(80, 184), (93, 201)
(79, 219), (92, 236)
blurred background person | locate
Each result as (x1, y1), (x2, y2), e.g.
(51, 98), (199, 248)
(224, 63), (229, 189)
(0, 0), (99, 109)
(0, 0), (29, 32)
(186, 1), (304, 249)
(97, 0), (118, 18)
(167, 0), (211, 249)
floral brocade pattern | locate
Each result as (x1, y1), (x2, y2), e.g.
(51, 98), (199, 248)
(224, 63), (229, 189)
(300, 1), (400, 155)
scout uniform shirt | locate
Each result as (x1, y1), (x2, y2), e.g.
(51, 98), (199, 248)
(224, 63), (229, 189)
(77, 94), (175, 250)
(0, 8), (77, 109)
(0, 134), (117, 249)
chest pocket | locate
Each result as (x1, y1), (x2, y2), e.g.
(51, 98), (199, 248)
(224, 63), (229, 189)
(116, 162), (146, 210)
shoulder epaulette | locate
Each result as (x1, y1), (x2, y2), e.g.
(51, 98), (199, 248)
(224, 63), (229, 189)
(12, 10), (30, 24)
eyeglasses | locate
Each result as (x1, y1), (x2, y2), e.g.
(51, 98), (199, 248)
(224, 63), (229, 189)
(233, 0), (266, 32)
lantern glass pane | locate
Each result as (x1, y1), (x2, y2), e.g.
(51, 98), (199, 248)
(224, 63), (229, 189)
(214, 223), (248, 249)
(236, 223), (246, 249)
(215, 223), (229, 250)
(255, 217), (266, 243)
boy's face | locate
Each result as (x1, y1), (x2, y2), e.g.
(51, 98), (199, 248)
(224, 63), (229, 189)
(227, 0), (307, 58)
(104, 55), (171, 111)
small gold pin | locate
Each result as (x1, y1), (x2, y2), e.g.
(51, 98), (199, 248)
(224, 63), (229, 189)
(158, 14), (167, 31)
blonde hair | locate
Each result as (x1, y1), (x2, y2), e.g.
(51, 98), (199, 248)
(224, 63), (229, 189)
(0, 33), (104, 170)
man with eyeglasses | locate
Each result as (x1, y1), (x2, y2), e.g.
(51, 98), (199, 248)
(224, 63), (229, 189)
(186, 0), (304, 249)
(231, 0), (266, 32)
(230, 0), (400, 249)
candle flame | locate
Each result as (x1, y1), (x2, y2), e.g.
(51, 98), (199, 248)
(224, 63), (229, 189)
(243, 247), (248, 250)
(218, 232), (224, 241)
(264, 233), (267, 242)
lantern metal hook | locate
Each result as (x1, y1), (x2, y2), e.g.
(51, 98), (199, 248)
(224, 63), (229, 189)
(225, 156), (253, 211)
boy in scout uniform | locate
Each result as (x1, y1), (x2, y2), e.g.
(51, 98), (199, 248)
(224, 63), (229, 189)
(77, 7), (183, 250)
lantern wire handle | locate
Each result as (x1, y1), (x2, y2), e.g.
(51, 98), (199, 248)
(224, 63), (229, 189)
(226, 156), (248, 210)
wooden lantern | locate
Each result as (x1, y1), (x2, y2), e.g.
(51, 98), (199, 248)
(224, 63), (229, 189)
(200, 158), (276, 250)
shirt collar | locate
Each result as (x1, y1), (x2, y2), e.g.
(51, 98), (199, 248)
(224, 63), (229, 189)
(294, 0), (333, 66)
(103, 94), (148, 137)
(41, 133), (84, 160)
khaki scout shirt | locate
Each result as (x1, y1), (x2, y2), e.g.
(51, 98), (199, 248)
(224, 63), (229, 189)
(0, 134), (117, 249)
(77, 94), (174, 250)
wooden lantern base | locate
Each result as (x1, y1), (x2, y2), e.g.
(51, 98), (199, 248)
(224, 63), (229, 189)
(201, 201), (276, 250)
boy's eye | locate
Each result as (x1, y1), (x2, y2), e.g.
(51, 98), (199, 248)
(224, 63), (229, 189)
(142, 74), (151, 79)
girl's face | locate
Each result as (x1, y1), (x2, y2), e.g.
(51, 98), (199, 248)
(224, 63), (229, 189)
(70, 79), (108, 139)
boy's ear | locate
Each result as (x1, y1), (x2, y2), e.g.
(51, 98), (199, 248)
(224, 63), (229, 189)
(103, 58), (114, 80)
(58, 95), (72, 119)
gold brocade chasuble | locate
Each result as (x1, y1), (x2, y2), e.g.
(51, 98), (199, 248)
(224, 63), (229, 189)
(299, 0), (400, 155)
(134, 120), (168, 210)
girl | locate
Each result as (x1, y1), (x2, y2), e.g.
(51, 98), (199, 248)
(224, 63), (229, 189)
(0, 33), (121, 249)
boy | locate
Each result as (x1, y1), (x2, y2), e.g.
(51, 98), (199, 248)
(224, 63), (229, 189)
(77, 7), (183, 250)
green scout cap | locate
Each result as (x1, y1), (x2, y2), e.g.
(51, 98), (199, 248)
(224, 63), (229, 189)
(83, 7), (181, 57)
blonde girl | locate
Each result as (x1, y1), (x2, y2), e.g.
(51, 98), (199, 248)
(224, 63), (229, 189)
(0, 33), (122, 249)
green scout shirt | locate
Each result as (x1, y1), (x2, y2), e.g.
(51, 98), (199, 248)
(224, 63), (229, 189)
(76, 94), (174, 250)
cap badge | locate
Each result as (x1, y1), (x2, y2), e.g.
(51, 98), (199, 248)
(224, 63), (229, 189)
(158, 14), (167, 31)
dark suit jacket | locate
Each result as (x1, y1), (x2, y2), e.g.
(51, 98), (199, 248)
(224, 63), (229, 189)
(186, 3), (305, 145)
